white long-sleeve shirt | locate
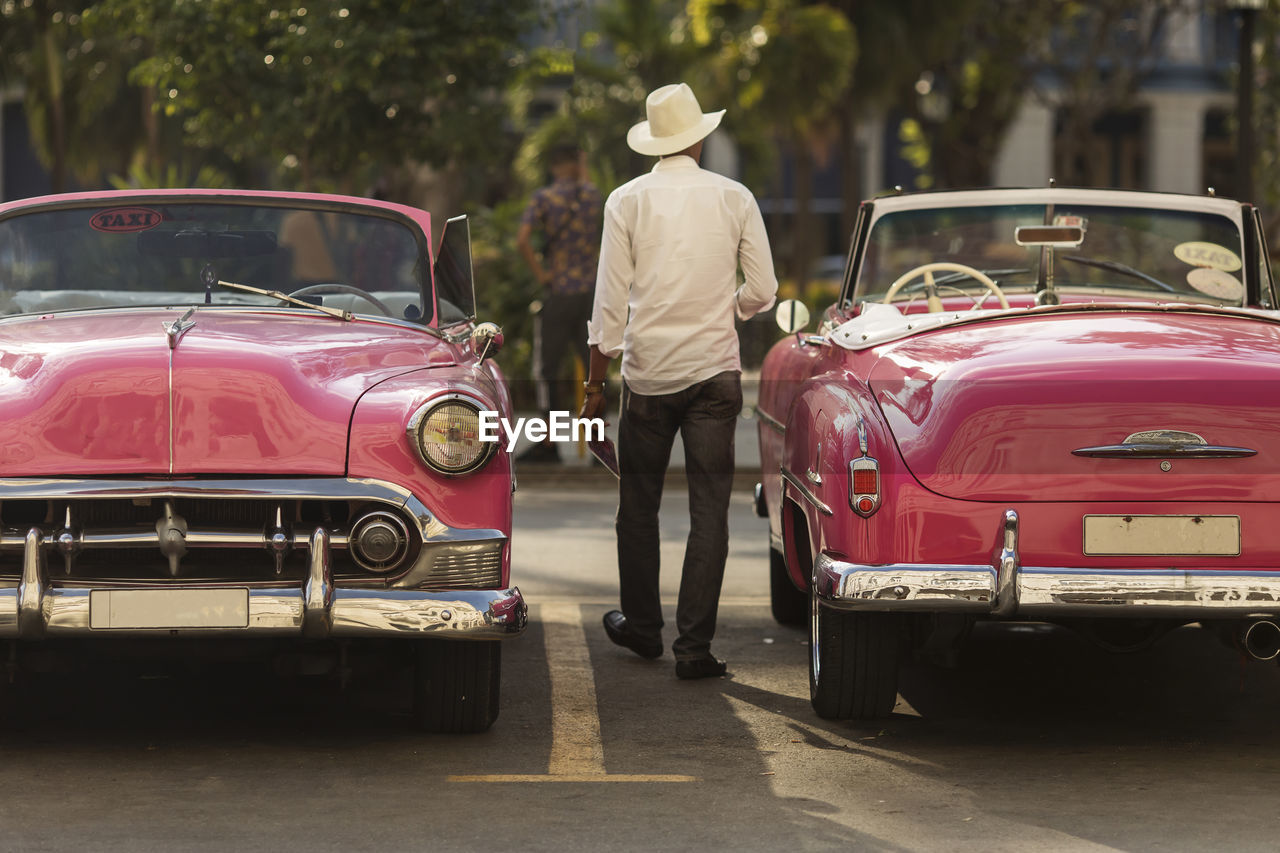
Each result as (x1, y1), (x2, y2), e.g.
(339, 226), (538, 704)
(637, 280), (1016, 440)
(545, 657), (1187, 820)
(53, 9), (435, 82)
(587, 155), (778, 396)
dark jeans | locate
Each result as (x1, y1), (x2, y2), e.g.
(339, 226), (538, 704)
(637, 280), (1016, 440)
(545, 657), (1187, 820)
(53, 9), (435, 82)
(533, 291), (593, 414)
(616, 370), (742, 660)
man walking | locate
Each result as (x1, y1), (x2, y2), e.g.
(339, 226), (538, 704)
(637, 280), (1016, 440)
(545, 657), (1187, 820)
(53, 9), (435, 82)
(581, 83), (778, 678)
(516, 142), (602, 463)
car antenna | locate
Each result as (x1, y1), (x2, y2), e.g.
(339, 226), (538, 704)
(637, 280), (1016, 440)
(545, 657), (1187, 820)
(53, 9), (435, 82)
(201, 264), (216, 304)
(1207, 187), (1216, 197)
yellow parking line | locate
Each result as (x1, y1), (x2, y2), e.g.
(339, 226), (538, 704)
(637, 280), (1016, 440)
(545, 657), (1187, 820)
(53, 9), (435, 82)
(449, 602), (697, 783)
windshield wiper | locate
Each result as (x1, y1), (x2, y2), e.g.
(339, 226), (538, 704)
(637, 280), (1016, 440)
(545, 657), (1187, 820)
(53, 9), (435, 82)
(1059, 255), (1177, 293)
(216, 278), (353, 321)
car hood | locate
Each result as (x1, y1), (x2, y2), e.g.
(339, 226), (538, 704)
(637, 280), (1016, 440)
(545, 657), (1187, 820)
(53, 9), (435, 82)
(869, 310), (1280, 502)
(0, 309), (455, 476)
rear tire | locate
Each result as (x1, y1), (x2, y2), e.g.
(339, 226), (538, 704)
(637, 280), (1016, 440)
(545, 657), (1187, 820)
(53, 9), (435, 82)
(770, 546), (807, 626)
(412, 639), (500, 733)
(809, 590), (902, 720)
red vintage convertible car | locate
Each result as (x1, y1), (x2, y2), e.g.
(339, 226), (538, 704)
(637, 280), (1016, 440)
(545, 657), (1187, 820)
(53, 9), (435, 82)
(756, 187), (1280, 719)
(0, 189), (524, 732)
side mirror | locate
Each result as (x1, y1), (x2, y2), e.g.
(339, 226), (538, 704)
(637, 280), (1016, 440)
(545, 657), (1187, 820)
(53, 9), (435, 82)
(471, 322), (504, 361)
(775, 299), (811, 334)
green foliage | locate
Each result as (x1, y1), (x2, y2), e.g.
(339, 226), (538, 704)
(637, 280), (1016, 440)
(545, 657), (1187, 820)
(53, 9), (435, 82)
(0, 2), (152, 190)
(468, 198), (540, 399)
(97, 0), (539, 190)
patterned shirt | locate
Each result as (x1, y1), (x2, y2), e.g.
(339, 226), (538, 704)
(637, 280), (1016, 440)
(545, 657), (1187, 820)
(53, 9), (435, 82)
(521, 178), (603, 296)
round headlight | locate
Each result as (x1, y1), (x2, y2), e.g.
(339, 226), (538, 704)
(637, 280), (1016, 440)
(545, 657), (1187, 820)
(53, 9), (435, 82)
(409, 396), (494, 474)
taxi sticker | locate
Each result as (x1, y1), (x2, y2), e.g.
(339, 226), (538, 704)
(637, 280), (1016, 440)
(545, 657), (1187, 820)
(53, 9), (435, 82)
(89, 207), (162, 233)
(1173, 241), (1242, 272)
(1186, 267), (1244, 301)
(1053, 214), (1087, 231)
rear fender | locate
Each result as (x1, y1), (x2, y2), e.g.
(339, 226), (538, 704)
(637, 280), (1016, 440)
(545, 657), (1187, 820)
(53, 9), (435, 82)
(781, 373), (903, 574)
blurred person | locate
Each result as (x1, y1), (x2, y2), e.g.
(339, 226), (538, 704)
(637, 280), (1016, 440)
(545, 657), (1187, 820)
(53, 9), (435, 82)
(516, 142), (602, 463)
(581, 83), (778, 679)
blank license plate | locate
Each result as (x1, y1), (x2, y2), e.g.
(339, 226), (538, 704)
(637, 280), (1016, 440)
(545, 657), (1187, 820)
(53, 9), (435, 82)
(1083, 515), (1240, 556)
(89, 589), (250, 630)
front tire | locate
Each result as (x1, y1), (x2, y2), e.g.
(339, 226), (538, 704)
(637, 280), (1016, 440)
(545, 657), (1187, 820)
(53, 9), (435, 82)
(809, 590), (902, 720)
(770, 546), (807, 626)
(412, 639), (501, 733)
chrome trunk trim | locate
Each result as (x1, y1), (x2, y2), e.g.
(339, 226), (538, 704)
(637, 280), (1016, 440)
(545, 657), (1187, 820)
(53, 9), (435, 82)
(1073, 429), (1255, 458)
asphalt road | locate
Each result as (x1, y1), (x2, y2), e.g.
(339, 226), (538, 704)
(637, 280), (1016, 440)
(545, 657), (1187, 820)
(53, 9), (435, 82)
(1, 483), (1280, 851)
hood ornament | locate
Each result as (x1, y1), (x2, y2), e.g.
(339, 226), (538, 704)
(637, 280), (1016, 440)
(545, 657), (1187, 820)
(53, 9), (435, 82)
(1073, 429), (1256, 459)
(165, 307), (197, 349)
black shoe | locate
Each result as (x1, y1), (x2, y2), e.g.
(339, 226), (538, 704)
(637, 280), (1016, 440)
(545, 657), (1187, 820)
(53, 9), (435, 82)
(516, 441), (561, 464)
(675, 655), (727, 680)
(602, 610), (662, 659)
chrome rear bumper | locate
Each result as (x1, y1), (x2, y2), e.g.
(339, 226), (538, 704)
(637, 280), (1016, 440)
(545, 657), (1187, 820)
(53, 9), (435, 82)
(815, 509), (1280, 618)
(0, 524), (527, 640)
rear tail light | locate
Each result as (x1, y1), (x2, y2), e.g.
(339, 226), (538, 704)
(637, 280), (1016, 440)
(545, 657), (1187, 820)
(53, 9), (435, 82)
(850, 458), (880, 517)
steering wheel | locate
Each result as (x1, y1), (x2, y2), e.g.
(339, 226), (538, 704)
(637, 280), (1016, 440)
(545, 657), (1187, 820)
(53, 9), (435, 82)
(883, 262), (1010, 312)
(287, 284), (395, 317)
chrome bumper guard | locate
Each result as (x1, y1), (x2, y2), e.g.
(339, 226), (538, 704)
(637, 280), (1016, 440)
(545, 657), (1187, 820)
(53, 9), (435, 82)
(815, 509), (1280, 618)
(0, 523), (527, 640)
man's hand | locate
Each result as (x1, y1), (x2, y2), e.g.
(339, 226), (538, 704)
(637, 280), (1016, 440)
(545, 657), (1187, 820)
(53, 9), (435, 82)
(579, 391), (607, 422)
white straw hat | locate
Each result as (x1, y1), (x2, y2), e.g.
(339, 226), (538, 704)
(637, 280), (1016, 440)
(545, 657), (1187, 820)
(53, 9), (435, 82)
(626, 83), (726, 156)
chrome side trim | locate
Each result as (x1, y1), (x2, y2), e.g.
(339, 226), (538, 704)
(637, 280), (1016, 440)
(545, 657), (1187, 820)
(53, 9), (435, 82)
(755, 407), (786, 435)
(780, 466), (833, 517)
(993, 510), (1020, 618)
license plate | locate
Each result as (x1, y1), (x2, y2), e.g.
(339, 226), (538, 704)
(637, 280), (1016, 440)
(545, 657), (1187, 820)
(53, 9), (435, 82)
(89, 589), (250, 630)
(1083, 515), (1240, 556)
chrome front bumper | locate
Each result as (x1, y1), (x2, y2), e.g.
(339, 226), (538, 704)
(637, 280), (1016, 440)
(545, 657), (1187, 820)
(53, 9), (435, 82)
(816, 510), (1280, 618)
(0, 525), (527, 640)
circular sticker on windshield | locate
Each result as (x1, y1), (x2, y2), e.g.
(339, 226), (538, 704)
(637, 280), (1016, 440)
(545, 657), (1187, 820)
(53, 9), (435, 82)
(1173, 241), (1242, 272)
(1186, 267), (1244, 300)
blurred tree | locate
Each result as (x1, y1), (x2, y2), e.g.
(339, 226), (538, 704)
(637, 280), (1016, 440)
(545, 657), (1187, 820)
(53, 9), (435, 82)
(899, 0), (1061, 190)
(508, 0), (709, 197)
(1251, 4), (1280, 234)
(1038, 1), (1192, 188)
(828, 0), (968, 237)
(0, 1), (153, 191)
(689, 0), (856, 289)
(99, 0), (539, 193)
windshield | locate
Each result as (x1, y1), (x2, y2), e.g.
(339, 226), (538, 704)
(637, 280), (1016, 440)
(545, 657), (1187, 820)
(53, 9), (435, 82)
(854, 203), (1246, 308)
(0, 200), (429, 322)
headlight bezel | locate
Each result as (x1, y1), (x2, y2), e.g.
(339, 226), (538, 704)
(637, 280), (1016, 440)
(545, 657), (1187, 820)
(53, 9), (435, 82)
(406, 392), (497, 476)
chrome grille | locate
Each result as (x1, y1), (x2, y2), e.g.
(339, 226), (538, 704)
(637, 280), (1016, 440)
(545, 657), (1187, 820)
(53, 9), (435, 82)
(0, 494), (410, 584)
(419, 547), (503, 590)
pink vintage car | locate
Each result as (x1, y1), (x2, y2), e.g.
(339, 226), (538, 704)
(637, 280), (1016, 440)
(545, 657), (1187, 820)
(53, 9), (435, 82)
(0, 189), (525, 732)
(757, 187), (1280, 719)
